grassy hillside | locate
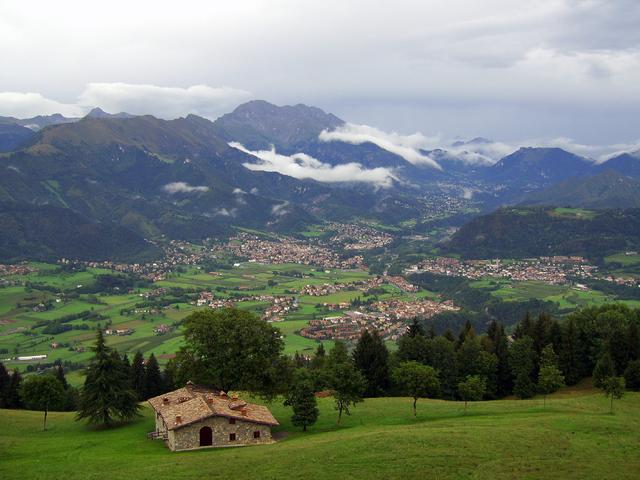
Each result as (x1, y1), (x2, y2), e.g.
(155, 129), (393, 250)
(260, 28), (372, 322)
(1, 386), (639, 479)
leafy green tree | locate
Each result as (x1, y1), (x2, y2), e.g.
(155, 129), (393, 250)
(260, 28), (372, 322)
(593, 351), (615, 389)
(393, 361), (440, 417)
(537, 345), (565, 406)
(602, 376), (625, 414)
(145, 354), (164, 399)
(20, 375), (65, 430)
(353, 329), (390, 397)
(457, 375), (486, 415)
(174, 308), (285, 397)
(623, 360), (640, 391)
(284, 370), (319, 431)
(131, 351), (146, 400)
(329, 361), (365, 424)
(509, 337), (537, 399)
(76, 330), (140, 426)
(456, 333), (483, 380)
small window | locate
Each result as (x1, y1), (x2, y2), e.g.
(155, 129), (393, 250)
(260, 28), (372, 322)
(229, 433), (236, 442)
(229, 418), (236, 425)
(253, 431), (261, 439)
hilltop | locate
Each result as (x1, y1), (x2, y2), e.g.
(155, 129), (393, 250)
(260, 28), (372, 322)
(1, 387), (638, 480)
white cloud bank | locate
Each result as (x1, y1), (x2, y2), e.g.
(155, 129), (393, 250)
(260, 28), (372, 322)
(0, 83), (251, 120)
(229, 142), (398, 188)
(319, 124), (442, 169)
(162, 182), (209, 194)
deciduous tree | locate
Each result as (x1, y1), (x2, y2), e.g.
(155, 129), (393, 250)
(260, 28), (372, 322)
(20, 375), (65, 430)
(457, 375), (486, 415)
(393, 361), (440, 417)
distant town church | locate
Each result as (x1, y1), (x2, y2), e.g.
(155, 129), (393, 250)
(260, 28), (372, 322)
(148, 382), (279, 451)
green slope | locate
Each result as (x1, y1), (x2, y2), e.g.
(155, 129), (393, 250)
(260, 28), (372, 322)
(1, 386), (639, 479)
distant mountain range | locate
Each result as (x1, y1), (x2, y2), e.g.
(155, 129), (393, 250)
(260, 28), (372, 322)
(0, 99), (639, 261)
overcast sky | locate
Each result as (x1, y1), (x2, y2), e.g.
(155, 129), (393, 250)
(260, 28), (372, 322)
(1, 0), (639, 146)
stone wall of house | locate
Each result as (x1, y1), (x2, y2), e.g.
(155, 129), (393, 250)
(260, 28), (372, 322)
(155, 411), (167, 435)
(167, 415), (273, 451)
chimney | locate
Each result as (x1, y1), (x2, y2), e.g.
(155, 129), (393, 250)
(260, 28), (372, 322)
(219, 391), (227, 398)
(231, 393), (239, 401)
(240, 408), (248, 416)
(175, 415), (182, 424)
(206, 395), (214, 404)
(162, 397), (170, 405)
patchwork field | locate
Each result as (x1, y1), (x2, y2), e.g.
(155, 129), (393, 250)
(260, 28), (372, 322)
(0, 262), (428, 376)
(0, 385), (638, 479)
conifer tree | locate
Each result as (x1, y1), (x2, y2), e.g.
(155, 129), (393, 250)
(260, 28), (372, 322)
(407, 318), (424, 338)
(509, 337), (536, 399)
(353, 329), (390, 397)
(284, 371), (319, 431)
(0, 362), (10, 408)
(144, 353), (164, 399)
(559, 317), (585, 385)
(6, 370), (23, 409)
(628, 321), (640, 362)
(76, 330), (140, 426)
(487, 322), (512, 397)
(623, 360), (640, 391)
(131, 351), (146, 400)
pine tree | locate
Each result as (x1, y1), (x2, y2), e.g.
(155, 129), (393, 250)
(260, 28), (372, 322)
(352, 329), (390, 397)
(509, 337), (536, 399)
(0, 362), (10, 408)
(407, 318), (424, 338)
(76, 330), (140, 426)
(7, 370), (23, 409)
(131, 351), (146, 400)
(559, 317), (585, 385)
(455, 321), (474, 350)
(54, 362), (69, 390)
(593, 351), (615, 389)
(327, 340), (349, 368)
(144, 353), (164, 399)
(623, 360), (640, 391)
(310, 343), (326, 370)
(284, 371), (319, 432)
(537, 344), (565, 406)
(628, 321), (640, 362)
(487, 322), (512, 397)
(514, 312), (534, 340)
(443, 329), (455, 343)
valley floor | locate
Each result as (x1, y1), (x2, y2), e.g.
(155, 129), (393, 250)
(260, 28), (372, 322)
(1, 384), (639, 479)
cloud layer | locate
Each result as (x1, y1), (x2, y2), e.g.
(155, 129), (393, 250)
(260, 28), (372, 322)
(320, 124), (442, 169)
(162, 182), (209, 194)
(229, 142), (398, 187)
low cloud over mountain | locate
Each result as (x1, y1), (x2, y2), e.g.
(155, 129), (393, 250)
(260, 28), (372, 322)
(229, 142), (398, 188)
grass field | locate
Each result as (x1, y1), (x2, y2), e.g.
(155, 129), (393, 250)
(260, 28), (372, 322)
(1, 384), (638, 479)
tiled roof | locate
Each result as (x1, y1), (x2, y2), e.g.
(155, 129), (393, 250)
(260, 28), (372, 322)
(148, 383), (279, 430)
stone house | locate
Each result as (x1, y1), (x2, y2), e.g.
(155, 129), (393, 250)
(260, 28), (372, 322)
(148, 382), (279, 451)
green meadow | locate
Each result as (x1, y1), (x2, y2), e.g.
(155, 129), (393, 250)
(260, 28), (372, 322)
(1, 384), (638, 479)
